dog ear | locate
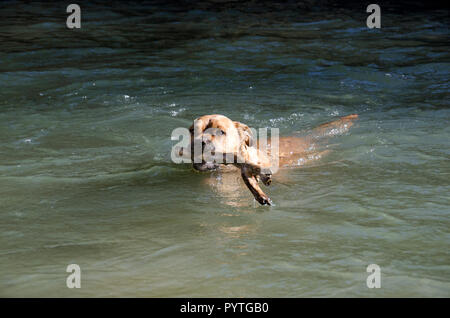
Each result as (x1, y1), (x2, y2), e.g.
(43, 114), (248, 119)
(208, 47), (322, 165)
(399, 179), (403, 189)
(234, 121), (253, 147)
(191, 117), (212, 138)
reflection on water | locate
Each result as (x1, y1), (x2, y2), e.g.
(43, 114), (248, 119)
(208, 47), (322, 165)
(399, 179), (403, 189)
(0, 1), (449, 297)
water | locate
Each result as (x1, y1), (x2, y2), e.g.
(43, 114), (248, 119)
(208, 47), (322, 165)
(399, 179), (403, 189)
(0, 1), (449, 297)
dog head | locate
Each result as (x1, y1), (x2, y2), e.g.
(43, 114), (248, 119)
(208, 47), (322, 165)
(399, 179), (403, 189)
(186, 114), (251, 171)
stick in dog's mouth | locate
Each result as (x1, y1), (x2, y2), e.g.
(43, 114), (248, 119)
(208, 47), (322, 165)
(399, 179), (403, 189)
(240, 165), (272, 206)
(178, 147), (273, 205)
(225, 153), (273, 206)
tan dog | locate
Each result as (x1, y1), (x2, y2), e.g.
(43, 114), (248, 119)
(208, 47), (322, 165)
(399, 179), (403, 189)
(181, 114), (358, 205)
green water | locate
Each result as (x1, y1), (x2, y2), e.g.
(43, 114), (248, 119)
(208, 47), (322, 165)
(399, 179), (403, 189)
(0, 1), (449, 297)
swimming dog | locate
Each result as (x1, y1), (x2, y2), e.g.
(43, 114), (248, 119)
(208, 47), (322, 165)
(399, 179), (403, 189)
(179, 114), (358, 205)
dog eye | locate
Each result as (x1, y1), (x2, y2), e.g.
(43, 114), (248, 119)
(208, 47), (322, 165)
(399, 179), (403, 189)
(219, 129), (226, 135)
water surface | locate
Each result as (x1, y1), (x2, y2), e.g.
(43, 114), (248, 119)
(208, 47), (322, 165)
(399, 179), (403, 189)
(0, 1), (449, 297)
